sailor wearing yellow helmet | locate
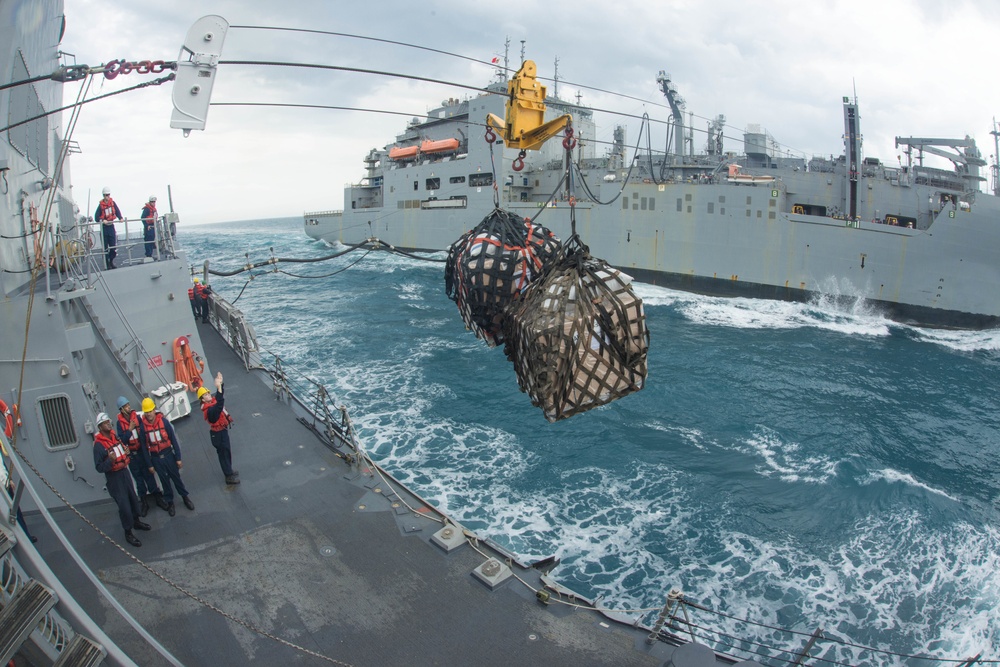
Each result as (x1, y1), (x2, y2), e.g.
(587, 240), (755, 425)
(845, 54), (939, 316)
(188, 277), (201, 319)
(198, 372), (239, 485)
(137, 397), (194, 516)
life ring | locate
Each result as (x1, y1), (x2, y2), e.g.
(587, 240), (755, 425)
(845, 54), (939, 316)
(0, 400), (16, 439)
(172, 336), (206, 392)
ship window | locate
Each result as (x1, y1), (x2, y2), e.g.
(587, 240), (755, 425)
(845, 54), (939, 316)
(769, 211), (776, 220)
(685, 193), (692, 201)
(719, 196), (726, 203)
(757, 210), (762, 218)
(469, 173), (493, 187)
(449, 176), (465, 184)
(426, 178), (440, 190)
(633, 192), (638, 199)
(769, 199), (776, 208)
(720, 208), (725, 215)
(649, 198), (655, 211)
(413, 181), (418, 191)
(397, 200), (405, 209)
(623, 198), (629, 211)
(746, 210), (751, 217)
(687, 206), (692, 213)
(746, 196), (752, 205)
(38, 394), (77, 450)
(641, 198), (647, 211)
(707, 203), (714, 214)
(676, 199), (682, 212)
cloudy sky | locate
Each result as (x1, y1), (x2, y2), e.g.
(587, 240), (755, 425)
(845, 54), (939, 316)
(62, 0), (1000, 225)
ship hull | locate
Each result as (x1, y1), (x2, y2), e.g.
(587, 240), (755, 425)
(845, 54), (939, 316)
(307, 184), (1000, 329)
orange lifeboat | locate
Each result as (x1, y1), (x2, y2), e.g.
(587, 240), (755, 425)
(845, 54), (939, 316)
(420, 138), (460, 154)
(388, 145), (419, 160)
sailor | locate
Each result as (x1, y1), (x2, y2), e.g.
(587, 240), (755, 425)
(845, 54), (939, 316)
(195, 280), (212, 323)
(140, 195), (158, 259)
(115, 396), (167, 516)
(198, 372), (239, 485)
(189, 277), (202, 319)
(94, 187), (123, 270)
(137, 398), (194, 516)
(93, 412), (150, 547)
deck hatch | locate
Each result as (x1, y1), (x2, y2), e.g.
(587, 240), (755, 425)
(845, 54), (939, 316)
(37, 394), (77, 449)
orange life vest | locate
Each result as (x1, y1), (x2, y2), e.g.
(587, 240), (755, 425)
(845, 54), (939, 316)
(95, 431), (129, 472)
(142, 202), (157, 228)
(188, 287), (195, 301)
(195, 283), (209, 299)
(201, 397), (233, 432)
(142, 412), (172, 454)
(98, 197), (118, 222)
(117, 411), (141, 452)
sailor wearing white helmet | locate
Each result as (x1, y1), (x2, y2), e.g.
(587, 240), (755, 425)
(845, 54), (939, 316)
(94, 187), (123, 269)
(93, 411), (150, 547)
(140, 195), (158, 259)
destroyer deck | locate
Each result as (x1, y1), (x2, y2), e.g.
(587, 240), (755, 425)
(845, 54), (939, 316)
(23, 323), (704, 666)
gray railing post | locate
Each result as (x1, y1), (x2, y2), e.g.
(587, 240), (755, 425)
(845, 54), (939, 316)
(790, 627), (824, 666)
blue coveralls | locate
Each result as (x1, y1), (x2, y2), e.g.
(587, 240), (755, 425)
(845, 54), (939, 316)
(94, 198), (122, 269)
(138, 413), (190, 506)
(116, 411), (160, 497)
(203, 385), (235, 477)
(141, 204), (156, 258)
(93, 434), (140, 532)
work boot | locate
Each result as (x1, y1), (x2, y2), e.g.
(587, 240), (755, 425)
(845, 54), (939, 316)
(125, 531), (142, 547)
(140, 496), (149, 517)
(225, 474), (240, 485)
(133, 520), (151, 531)
(167, 503), (176, 517)
(182, 496), (195, 511)
(155, 494), (170, 511)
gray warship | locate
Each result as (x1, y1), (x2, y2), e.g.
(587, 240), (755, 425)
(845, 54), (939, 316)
(304, 54), (1000, 330)
(0, 6), (985, 667)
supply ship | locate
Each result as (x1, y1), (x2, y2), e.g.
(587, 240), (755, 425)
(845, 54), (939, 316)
(0, 6), (985, 666)
(305, 58), (1000, 329)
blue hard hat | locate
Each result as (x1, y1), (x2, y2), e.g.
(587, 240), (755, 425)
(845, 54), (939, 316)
(116, 396), (129, 409)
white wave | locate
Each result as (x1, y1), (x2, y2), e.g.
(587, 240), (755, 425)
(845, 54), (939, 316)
(633, 282), (892, 336)
(861, 468), (959, 502)
(908, 326), (1000, 353)
(740, 429), (840, 484)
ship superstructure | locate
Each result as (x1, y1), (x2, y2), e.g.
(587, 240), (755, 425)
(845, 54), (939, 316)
(306, 67), (1000, 329)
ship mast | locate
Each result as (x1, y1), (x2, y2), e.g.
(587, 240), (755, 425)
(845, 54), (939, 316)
(991, 118), (1000, 196)
(842, 96), (862, 220)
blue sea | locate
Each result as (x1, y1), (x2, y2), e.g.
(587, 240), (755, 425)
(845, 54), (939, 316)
(183, 217), (1000, 665)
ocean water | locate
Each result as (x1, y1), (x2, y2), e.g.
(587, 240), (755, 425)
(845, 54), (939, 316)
(183, 217), (1000, 665)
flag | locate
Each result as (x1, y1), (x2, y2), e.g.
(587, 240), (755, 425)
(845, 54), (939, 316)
(491, 57), (499, 64)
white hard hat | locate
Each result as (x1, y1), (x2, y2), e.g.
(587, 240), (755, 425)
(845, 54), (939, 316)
(96, 412), (110, 425)
(149, 195), (157, 202)
(102, 187), (111, 195)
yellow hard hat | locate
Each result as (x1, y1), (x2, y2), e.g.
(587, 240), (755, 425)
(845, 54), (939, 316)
(196, 386), (210, 399)
(141, 397), (156, 412)
(193, 277), (200, 283)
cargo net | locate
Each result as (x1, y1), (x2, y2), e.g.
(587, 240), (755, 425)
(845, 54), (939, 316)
(503, 237), (649, 422)
(444, 209), (561, 346)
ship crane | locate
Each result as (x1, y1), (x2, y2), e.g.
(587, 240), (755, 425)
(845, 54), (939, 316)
(894, 136), (987, 188)
(655, 71), (686, 162)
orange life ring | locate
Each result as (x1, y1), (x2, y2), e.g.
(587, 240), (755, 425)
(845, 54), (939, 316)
(172, 336), (206, 392)
(0, 400), (15, 439)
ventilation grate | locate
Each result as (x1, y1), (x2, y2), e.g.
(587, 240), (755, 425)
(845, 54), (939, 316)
(38, 395), (77, 448)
